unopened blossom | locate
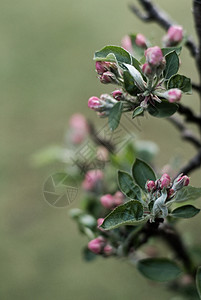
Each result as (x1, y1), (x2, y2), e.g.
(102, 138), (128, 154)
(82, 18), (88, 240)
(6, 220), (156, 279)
(164, 25), (183, 46)
(112, 90), (123, 101)
(166, 88), (182, 103)
(100, 71), (117, 84)
(95, 61), (110, 75)
(160, 173), (171, 189)
(121, 35), (133, 52)
(103, 244), (113, 256)
(113, 191), (124, 206)
(135, 33), (146, 47)
(146, 180), (156, 192)
(88, 236), (106, 254)
(88, 96), (102, 110)
(100, 194), (114, 209)
(82, 170), (103, 191)
(69, 114), (89, 144)
(142, 63), (152, 76)
(172, 174), (190, 191)
(145, 46), (163, 66)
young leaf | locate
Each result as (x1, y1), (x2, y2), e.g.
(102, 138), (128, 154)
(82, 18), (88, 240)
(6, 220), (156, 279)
(124, 63), (146, 91)
(137, 258), (182, 282)
(118, 170), (141, 201)
(163, 51), (179, 80)
(168, 74), (192, 94)
(173, 186), (201, 203)
(147, 100), (178, 118)
(100, 200), (147, 230)
(171, 205), (200, 218)
(196, 267), (201, 299)
(132, 106), (144, 118)
(108, 102), (123, 131)
(132, 158), (156, 191)
(94, 46), (132, 64)
(161, 47), (182, 56)
(123, 71), (141, 96)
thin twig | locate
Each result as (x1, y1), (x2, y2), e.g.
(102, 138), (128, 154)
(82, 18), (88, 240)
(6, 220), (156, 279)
(193, 0), (201, 81)
(168, 116), (201, 149)
(178, 147), (201, 175)
(177, 103), (201, 128)
(129, 0), (198, 57)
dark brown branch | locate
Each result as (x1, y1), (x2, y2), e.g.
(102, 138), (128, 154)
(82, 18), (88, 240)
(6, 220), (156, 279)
(168, 116), (201, 148)
(177, 103), (201, 128)
(131, 219), (195, 275)
(178, 147), (201, 175)
(193, 0), (201, 80)
(192, 82), (201, 93)
(129, 0), (198, 57)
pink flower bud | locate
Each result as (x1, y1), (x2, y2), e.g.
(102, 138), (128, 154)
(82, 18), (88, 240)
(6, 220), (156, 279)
(121, 35), (133, 53)
(167, 25), (183, 44)
(113, 191), (124, 206)
(160, 173), (171, 189)
(88, 236), (105, 254)
(135, 33), (146, 47)
(97, 218), (104, 228)
(172, 174), (190, 191)
(82, 170), (103, 191)
(142, 63), (152, 76)
(95, 61), (110, 75)
(145, 46), (163, 66)
(100, 72), (117, 84)
(166, 89), (182, 103)
(112, 90), (123, 101)
(88, 96), (102, 109)
(178, 175), (190, 186)
(104, 244), (113, 256)
(100, 194), (114, 209)
(69, 114), (89, 145)
(167, 188), (175, 199)
(146, 180), (156, 192)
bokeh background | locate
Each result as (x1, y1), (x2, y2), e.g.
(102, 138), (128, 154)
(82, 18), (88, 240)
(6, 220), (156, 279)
(0, 0), (201, 299)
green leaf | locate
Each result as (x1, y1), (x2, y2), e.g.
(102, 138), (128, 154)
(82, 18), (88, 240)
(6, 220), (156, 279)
(168, 74), (192, 94)
(174, 186), (201, 203)
(108, 102), (123, 131)
(94, 46), (132, 64)
(132, 106), (144, 118)
(196, 267), (201, 299)
(171, 205), (200, 218)
(132, 158), (156, 191)
(124, 63), (145, 91)
(100, 200), (147, 230)
(123, 71), (141, 96)
(163, 51), (179, 80)
(147, 100), (178, 118)
(137, 258), (182, 282)
(118, 170), (141, 201)
(161, 47), (182, 56)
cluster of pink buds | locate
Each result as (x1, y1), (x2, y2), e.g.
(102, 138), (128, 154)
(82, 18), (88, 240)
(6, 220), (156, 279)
(88, 236), (113, 256)
(88, 94), (118, 116)
(68, 114), (89, 145)
(163, 25), (183, 47)
(100, 191), (124, 209)
(82, 170), (104, 191)
(95, 61), (119, 85)
(146, 173), (190, 202)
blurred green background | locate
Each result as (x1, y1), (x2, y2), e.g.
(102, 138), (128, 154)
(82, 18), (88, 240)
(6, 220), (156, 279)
(0, 0), (201, 299)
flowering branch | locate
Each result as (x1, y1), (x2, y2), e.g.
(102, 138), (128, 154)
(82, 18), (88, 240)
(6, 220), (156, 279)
(129, 0), (197, 57)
